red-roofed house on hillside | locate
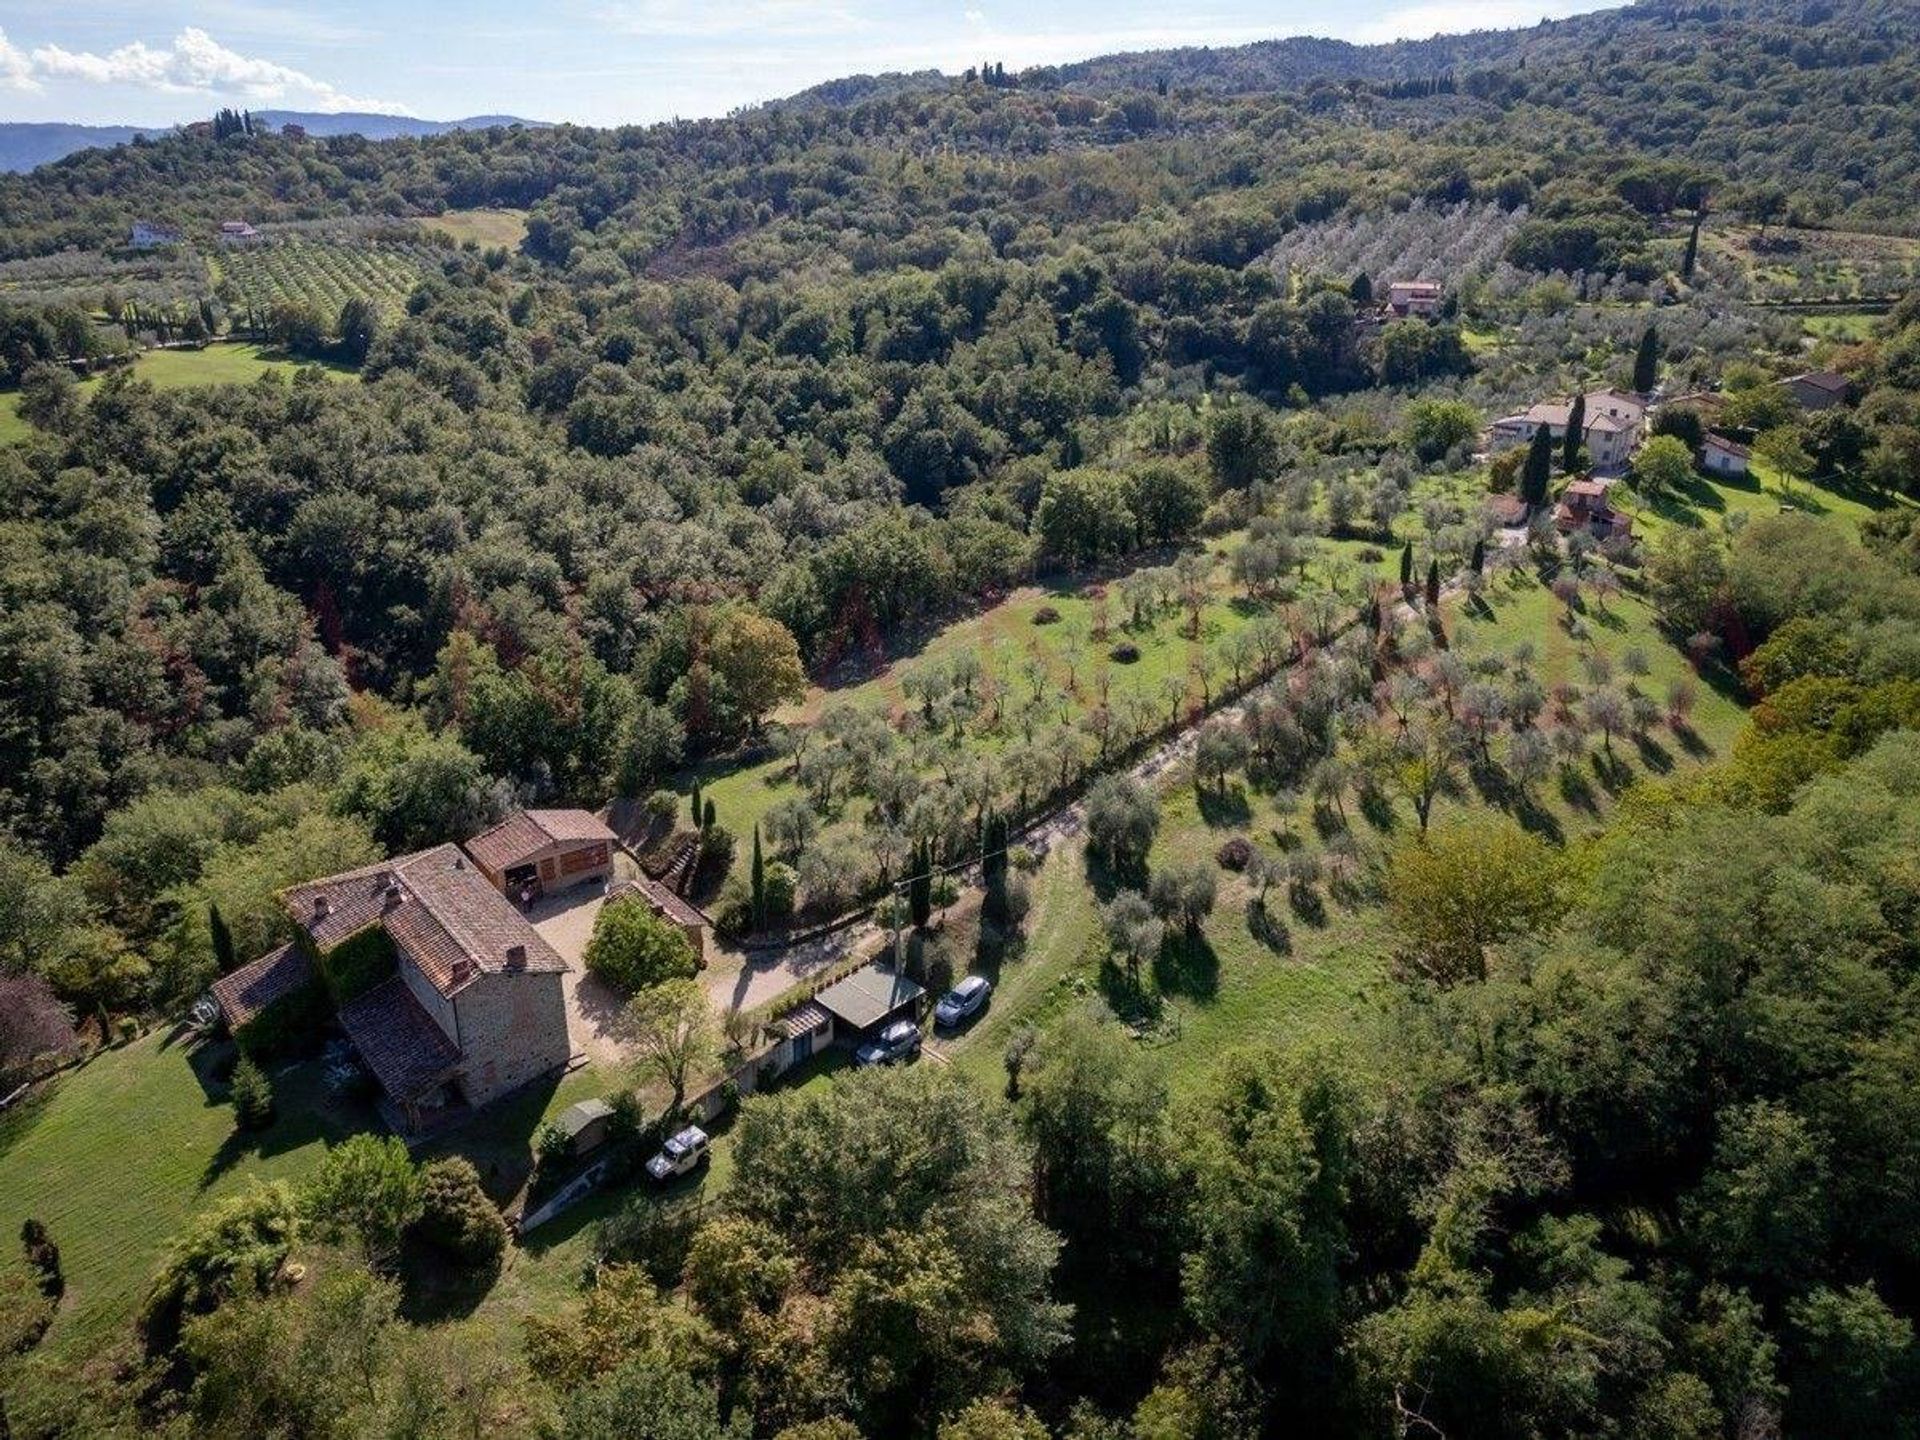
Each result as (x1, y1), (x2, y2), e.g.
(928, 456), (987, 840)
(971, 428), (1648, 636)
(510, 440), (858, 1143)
(1491, 388), (1648, 474)
(1782, 370), (1850, 411)
(210, 843), (574, 1132)
(1554, 477), (1633, 541)
(1387, 280), (1443, 317)
(1701, 432), (1751, 478)
(465, 809), (617, 906)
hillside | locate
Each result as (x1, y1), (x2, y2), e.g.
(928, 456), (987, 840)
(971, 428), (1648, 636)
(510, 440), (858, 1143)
(4, 0), (1920, 1434)
(0, 111), (547, 175)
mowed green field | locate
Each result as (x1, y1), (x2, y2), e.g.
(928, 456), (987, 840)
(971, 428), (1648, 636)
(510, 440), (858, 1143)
(0, 1028), (612, 1358)
(1, 343), (355, 445)
(423, 208), (529, 250)
(0, 1034), (349, 1355)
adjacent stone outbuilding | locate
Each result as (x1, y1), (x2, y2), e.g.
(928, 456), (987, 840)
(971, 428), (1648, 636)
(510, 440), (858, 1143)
(465, 810), (618, 907)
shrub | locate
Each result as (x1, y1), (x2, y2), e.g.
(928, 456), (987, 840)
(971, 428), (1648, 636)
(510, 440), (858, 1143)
(1216, 836), (1254, 871)
(696, 823), (736, 884)
(140, 1181), (301, 1355)
(1110, 642), (1142, 664)
(411, 1158), (508, 1268)
(1356, 545), (1385, 564)
(20, 1219), (62, 1300)
(711, 876), (753, 937)
(584, 897), (699, 992)
(644, 789), (680, 822)
(1032, 605), (1062, 625)
(114, 1015), (140, 1044)
(762, 860), (798, 925)
(230, 1056), (275, 1131)
(535, 1121), (573, 1170)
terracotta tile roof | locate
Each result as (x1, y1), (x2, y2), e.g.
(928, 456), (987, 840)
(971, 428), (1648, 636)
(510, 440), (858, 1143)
(464, 809), (617, 873)
(1787, 369), (1848, 394)
(338, 977), (461, 1103)
(1487, 494), (1530, 525)
(282, 844), (566, 997)
(607, 875), (706, 930)
(1705, 432), (1751, 458)
(210, 943), (313, 1030)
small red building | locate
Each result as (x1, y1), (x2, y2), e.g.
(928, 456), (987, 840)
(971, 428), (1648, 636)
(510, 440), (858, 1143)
(465, 809), (617, 906)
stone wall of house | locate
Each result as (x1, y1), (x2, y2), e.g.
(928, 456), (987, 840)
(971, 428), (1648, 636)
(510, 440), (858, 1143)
(399, 952), (459, 1046)
(451, 968), (571, 1109)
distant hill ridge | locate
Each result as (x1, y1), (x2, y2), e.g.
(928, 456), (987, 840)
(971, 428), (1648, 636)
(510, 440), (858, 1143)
(0, 111), (548, 174)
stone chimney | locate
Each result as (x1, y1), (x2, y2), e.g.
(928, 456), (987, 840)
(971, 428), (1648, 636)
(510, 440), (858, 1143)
(505, 943), (527, 971)
(450, 957), (475, 987)
(382, 880), (404, 911)
(312, 893), (331, 921)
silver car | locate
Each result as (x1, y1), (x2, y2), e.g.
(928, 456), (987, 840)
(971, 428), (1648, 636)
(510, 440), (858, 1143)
(934, 975), (992, 1028)
(854, 1019), (922, 1066)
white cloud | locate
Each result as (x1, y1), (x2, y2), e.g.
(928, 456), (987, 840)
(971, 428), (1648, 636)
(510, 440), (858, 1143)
(1346, 0), (1602, 44)
(0, 26), (39, 91)
(24, 27), (406, 112)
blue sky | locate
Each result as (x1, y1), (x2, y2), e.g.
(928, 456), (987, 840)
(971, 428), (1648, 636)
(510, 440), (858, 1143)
(0, 0), (1611, 128)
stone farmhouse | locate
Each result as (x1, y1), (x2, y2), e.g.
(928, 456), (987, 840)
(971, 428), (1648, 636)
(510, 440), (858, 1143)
(1386, 280), (1444, 317)
(212, 841), (573, 1133)
(1492, 388), (1648, 474)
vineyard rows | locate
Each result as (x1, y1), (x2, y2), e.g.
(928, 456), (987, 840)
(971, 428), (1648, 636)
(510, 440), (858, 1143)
(217, 237), (437, 319)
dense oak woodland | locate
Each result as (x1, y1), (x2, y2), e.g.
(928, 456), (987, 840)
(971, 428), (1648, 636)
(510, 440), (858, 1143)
(6, 0), (1920, 1433)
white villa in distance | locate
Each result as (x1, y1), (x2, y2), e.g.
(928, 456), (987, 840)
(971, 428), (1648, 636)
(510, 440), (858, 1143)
(1490, 387), (1649, 474)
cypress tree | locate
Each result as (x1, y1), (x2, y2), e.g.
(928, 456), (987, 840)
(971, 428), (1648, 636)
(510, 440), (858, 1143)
(702, 797), (716, 833)
(909, 840), (933, 929)
(1522, 424), (1554, 505)
(1399, 541), (1414, 587)
(209, 903), (236, 975)
(750, 825), (766, 932)
(1425, 558), (1441, 608)
(1563, 392), (1586, 473)
(690, 782), (702, 830)
(1681, 214), (1702, 282)
(1471, 539), (1486, 574)
(1633, 324), (1660, 394)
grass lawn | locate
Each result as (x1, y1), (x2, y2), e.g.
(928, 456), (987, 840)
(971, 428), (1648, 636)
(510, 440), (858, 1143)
(1615, 453), (1892, 545)
(423, 209), (529, 250)
(0, 1024), (623, 1359)
(1800, 310), (1884, 343)
(1, 343), (356, 446)
(0, 1031), (356, 1356)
